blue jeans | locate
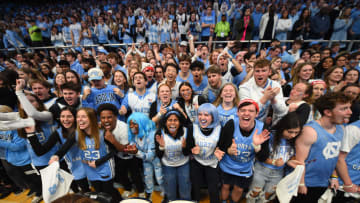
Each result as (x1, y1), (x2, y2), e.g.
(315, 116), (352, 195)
(143, 157), (163, 194)
(162, 162), (191, 201)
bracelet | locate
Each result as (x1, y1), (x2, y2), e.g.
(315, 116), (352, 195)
(299, 183), (305, 187)
(159, 146), (165, 151)
(157, 112), (162, 117)
(252, 143), (261, 151)
(272, 159), (276, 165)
(26, 133), (36, 138)
(331, 175), (339, 178)
(343, 184), (354, 188)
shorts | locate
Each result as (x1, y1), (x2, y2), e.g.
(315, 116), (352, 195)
(221, 169), (253, 189)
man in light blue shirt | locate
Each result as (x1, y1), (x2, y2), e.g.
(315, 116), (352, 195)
(201, 6), (216, 41)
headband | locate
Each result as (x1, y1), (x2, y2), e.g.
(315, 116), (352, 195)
(164, 110), (181, 118)
(238, 99), (259, 112)
(310, 79), (326, 88)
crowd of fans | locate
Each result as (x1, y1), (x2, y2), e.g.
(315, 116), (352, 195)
(0, 0), (360, 50)
(0, 0), (360, 203)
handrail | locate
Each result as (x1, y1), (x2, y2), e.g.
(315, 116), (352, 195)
(1, 40), (359, 52)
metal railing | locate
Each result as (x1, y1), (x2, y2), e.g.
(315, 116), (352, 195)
(1, 40), (359, 53)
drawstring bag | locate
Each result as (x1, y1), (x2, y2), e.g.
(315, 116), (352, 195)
(40, 161), (74, 203)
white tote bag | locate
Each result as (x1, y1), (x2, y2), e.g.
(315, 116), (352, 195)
(276, 165), (305, 203)
(40, 161), (74, 203)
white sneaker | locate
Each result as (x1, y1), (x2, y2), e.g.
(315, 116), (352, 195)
(31, 195), (42, 203)
(113, 182), (124, 189)
(138, 192), (146, 198)
(122, 189), (135, 199)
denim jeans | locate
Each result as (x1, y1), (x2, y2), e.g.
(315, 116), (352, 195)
(250, 161), (284, 194)
(143, 157), (163, 194)
(162, 162), (191, 201)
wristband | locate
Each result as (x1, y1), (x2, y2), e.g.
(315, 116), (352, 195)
(272, 159), (276, 165)
(157, 112), (162, 117)
(299, 183), (305, 187)
(27, 133), (36, 138)
(159, 146), (165, 151)
(331, 175), (339, 178)
(343, 184), (354, 188)
(252, 143), (261, 151)
(26, 132), (36, 138)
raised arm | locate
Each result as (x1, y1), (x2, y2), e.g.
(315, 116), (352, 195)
(15, 79), (53, 122)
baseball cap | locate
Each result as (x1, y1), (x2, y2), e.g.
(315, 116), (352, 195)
(88, 68), (104, 81)
(97, 47), (109, 55)
(180, 41), (188, 46)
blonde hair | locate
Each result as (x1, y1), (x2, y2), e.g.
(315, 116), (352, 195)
(77, 108), (100, 150)
(213, 83), (240, 107)
(0, 105), (13, 113)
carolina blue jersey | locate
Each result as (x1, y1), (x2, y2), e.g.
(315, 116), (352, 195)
(0, 130), (31, 166)
(220, 119), (264, 177)
(304, 121), (343, 187)
(83, 85), (122, 110)
(189, 76), (208, 95)
(217, 105), (237, 126)
(176, 72), (194, 83)
(122, 90), (156, 117)
(27, 123), (60, 167)
(341, 121), (360, 185)
(58, 129), (86, 180)
(201, 15), (215, 37)
(77, 130), (114, 181)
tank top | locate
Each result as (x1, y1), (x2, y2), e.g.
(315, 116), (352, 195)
(193, 124), (221, 168)
(304, 121), (343, 187)
(162, 128), (189, 167)
(78, 130), (114, 181)
(220, 119), (264, 177)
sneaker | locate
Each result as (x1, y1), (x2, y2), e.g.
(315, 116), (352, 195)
(138, 192), (146, 198)
(146, 192), (153, 200)
(122, 189), (135, 199)
(31, 195), (42, 203)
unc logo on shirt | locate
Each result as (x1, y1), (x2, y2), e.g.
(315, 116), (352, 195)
(322, 141), (341, 160)
(95, 93), (117, 105)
